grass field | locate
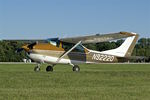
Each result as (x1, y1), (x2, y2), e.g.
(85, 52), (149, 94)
(0, 64), (150, 100)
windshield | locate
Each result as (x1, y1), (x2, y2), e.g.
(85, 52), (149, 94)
(46, 38), (60, 47)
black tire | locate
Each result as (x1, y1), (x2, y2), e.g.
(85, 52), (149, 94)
(34, 66), (40, 72)
(46, 66), (53, 72)
(72, 65), (80, 72)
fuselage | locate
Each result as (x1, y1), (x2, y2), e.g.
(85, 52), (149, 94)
(24, 42), (126, 65)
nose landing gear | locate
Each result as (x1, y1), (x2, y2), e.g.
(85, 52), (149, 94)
(34, 64), (41, 72)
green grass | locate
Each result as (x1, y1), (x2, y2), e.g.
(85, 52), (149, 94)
(0, 64), (150, 100)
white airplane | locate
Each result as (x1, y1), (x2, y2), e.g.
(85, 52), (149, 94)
(17, 32), (139, 72)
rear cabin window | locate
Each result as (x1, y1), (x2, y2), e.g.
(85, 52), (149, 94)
(62, 42), (85, 53)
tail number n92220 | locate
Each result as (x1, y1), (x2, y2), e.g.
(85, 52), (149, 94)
(92, 54), (114, 62)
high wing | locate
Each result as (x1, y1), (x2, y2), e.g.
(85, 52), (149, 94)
(56, 32), (136, 63)
(60, 32), (135, 44)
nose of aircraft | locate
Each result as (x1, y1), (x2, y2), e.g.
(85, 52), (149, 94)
(16, 42), (37, 53)
(22, 45), (30, 52)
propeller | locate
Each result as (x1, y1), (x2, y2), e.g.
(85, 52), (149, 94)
(16, 41), (38, 53)
(27, 42), (37, 49)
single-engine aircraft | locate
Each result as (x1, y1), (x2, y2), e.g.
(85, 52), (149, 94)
(16, 32), (139, 72)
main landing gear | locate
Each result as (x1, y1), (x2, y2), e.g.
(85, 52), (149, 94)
(72, 65), (80, 72)
(34, 64), (54, 72)
(45, 64), (80, 72)
(46, 65), (53, 72)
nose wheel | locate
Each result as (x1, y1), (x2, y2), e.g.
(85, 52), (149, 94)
(46, 66), (53, 72)
(72, 65), (80, 72)
(34, 65), (40, 72)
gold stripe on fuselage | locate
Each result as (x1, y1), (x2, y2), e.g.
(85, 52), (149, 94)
(33, 43), (65, 51)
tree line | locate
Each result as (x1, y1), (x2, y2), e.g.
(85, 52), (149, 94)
(0, 38), (150, 62)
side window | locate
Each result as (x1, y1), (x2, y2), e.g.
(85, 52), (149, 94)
(62, 42), (73, 50)
(62, 42), (85, 53)
(72, 45), (85, 53)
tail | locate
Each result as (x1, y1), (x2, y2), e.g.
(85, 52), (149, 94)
(101, 32), (139, 57)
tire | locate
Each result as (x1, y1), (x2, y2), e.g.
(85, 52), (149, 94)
(34, 66), (40, 72)
(46, 66), (53, 72)
(72, 65), (80, 72)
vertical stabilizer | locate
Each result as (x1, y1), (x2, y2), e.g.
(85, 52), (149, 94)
(101, 32), (139, 57)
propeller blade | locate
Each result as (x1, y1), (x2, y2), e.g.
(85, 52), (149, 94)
(27, 42), (37, 49)
(16, 41), (38, 53)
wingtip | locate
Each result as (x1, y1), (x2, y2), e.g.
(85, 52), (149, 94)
(120, 31), (138, 36)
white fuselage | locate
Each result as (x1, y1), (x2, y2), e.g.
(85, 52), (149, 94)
(27, 53), (89, 65)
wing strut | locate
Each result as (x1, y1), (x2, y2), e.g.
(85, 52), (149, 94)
(56, 41), (82, 63)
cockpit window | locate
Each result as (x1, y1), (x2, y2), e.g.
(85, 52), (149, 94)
(50, 41), (57, 46)
(46, 38), (60, 47)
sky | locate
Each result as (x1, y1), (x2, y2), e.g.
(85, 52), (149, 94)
(0, 0), (150, 39)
